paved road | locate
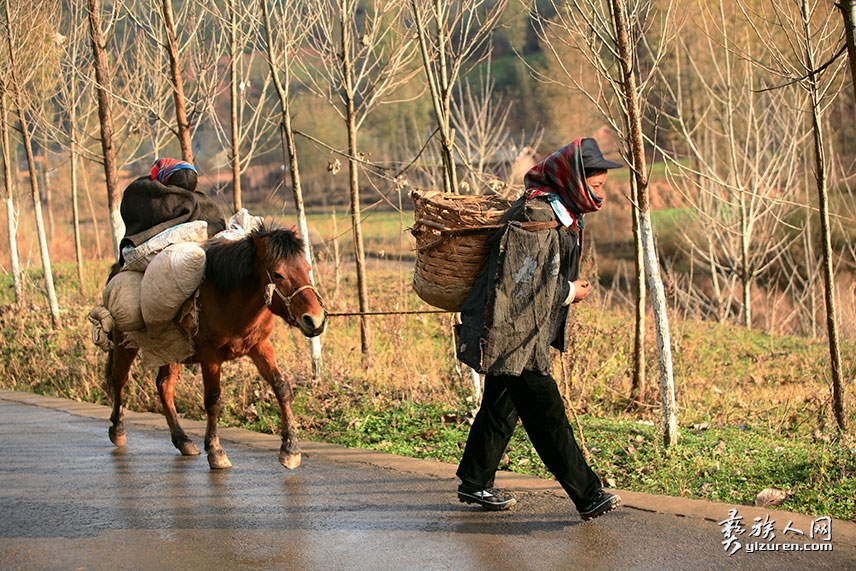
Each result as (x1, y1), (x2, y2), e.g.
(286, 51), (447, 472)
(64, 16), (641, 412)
(1, 389), (854, 570)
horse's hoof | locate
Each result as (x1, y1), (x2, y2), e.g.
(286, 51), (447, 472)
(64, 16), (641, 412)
(109, 427), (126, 447)
(173, 432), (201, 456)
(178, 441), (201, 456)
(279, 451), (302, 470)
(208, 450), (232, 470)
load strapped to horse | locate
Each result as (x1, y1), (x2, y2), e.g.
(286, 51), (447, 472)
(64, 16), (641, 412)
(88, 209), (327, 471)
(89, 209), (265, 366)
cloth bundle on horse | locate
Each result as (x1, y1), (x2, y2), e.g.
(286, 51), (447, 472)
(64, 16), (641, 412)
(89, 210), (264, 367)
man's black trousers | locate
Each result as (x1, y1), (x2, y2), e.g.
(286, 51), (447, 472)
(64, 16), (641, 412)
(456, 369), (602, 508)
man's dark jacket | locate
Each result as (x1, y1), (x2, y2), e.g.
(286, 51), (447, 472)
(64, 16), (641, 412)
(456, 196), (580, 376)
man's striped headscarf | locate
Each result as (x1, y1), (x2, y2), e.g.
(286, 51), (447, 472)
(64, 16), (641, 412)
(151, 158), (197, 185)
(524, 138), (603, 228)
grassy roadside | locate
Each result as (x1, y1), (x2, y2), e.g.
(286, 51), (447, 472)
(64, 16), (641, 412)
(1, 262), (854, 521)
(297, 396), (855, 520)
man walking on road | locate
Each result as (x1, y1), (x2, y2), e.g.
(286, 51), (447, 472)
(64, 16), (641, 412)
(455, 137), (622, 521)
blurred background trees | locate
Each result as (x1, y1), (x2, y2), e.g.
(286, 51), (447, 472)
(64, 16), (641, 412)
(2, 0), (856, 427)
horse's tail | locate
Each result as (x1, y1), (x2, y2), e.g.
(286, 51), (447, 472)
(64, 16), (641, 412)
(104, 344), (114, 383)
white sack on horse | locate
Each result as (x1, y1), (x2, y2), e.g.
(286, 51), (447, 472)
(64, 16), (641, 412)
(213, 208), (265, 241)
(122, 220), (209, 271)
(102, 270), (145, 332)
(140, 241), (206, 337)
(88, 270), (145, 351)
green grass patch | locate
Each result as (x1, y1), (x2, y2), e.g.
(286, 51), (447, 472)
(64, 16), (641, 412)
(650, 207), (696, 236)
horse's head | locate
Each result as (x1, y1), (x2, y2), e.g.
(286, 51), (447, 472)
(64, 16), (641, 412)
(254, 226), (327, 338)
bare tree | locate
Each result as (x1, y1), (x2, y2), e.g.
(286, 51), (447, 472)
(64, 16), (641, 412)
(0, 1), (22, 304)
(49, 0), (94, 292)
(449, 67), (547, 195)
(160, 0), (192, 161)
(109, 2), (186, 165)
(529, 0), (679, 443)
(303, 0), (419, 360)
(661, 1), (805, 330)
(409, 0), (507, 195)
(450, 58), (513, 195)
(202, 0), (277, 212)
(87, 0), (123, 258)
(259, 0), (323, 375)
(0, 80), (22, 305)
(609, 0), (677, 445)
(738, 0), (848, 431)
(407, 0), (508, 401)
(226, 0), (242, 209)
(2, 0), (61, 327)
(123, 0), (219, 167)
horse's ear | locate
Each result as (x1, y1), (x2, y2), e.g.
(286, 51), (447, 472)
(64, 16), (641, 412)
(251, 230), (268, 261)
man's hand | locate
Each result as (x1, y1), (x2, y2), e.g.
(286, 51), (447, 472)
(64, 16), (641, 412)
(571, 279), (592, 303)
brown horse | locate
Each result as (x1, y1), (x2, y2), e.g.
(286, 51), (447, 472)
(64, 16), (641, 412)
(106, 223), (326, 470)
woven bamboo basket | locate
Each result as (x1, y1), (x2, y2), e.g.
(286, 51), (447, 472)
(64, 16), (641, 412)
(410, 190), (513, 311)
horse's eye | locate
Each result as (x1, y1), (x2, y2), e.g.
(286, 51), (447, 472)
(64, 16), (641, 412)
(272, 272), (284, 281)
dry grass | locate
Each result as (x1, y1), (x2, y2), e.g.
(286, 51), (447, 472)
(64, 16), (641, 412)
(2, 256), (851, 440)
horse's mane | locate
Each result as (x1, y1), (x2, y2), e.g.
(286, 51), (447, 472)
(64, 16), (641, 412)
(204, 222), (305, 291)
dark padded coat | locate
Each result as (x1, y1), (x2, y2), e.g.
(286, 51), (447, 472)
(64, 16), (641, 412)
(456, 195), (580, 376)
(119, 176), (227, 263)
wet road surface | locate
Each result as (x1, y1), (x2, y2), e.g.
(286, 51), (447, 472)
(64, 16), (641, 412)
(1, 389), (854, 570)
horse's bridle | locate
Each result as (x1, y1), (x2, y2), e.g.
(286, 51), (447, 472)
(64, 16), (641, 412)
(264, 271), (326, 326)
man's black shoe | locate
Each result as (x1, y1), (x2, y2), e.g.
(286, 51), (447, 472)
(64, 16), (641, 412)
(457, 487), (517, 511)
(578, 490), (621, 521)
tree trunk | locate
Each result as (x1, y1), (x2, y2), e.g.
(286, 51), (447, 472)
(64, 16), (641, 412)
(42, 142), (54, 241)
(4, 0), (60, 328)
(0, 90), (22, 305)
(639, 212), (677, 443)
(160, 0), (193, 162)
(610, 0), (677, 446)
(70, 107), (85, 293)
(805, 0), (846, 431)
(260, 0), (323, 376)
(346, 96), (371, 360)
(812, 93), (847, 433)
(71, 150), (84, 292)
(411, 0), (458, 194)
(838, 0), (856, 100)
(228, 0), (242, 212)
(16, 108), (61, 328)
(340, 3), (371, 360)
(630, 175), (646, 403)
(87, 0), (122, 259)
